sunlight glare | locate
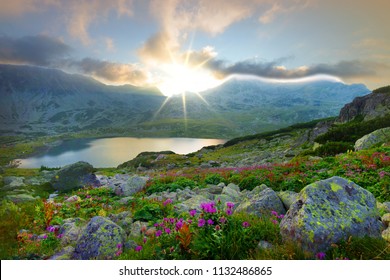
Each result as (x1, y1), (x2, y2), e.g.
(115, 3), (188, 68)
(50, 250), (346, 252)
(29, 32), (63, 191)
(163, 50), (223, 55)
(157, 63), (223, 97)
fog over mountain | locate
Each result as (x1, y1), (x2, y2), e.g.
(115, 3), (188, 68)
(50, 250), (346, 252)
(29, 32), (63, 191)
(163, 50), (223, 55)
(0, 64), (369, 138)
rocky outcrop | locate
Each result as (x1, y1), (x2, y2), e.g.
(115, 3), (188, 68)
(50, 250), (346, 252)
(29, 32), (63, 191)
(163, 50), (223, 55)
(73, 216), (126, 260)
(51, 161), (99, 192)
(102, 174), (149, 196)
(354, 127), (390, 151)
(280, 176), (383, 253)
(338, 87), (390, 123)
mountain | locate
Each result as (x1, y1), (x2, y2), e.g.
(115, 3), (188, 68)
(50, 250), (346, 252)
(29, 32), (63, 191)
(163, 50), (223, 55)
(0, 64), (370, 138)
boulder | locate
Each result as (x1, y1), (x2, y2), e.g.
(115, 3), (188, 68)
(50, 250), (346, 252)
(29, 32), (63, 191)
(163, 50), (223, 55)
(382, 213), (390, 227)
(235, 187), (286, 217)
(280, 176), (383, 253)
(110, 175), (149, 196)
(49, 246), (75, 260)
(221, 184), (241, 200)
(354, 127), (390, 151)
(382, 228), (390, 242)
(377, 201), (390, 213)
(73, 216), (126, 260)
(58, 218), (85, 246)
(5, 193), (37, 203)
(3, 176), (26, 189)
(51, 161), (98, 192)
(277, 191), (299, 210)
(175, 195), (212, 212)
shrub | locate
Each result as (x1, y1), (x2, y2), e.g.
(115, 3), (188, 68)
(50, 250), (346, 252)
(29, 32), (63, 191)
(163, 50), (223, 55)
(239, 176), (261, 191)
(314, 142), (354, 157)
(204, 174), (225, 185)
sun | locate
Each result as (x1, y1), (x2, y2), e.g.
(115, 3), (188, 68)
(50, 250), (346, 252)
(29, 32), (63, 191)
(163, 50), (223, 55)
(157, 63), (223, 97)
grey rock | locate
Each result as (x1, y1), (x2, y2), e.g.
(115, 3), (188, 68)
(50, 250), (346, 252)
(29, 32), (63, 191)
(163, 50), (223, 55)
(377, 201), (390, 213)
(354, 127), (390, 151)
(382, 213), (390, 227)
(118, 196), (134, 205)
(258, 240), (274, 250)
(222, 184), (241, 200)
(73, 216), (126, 260)
(280, 176), (383, 253)
(175, 195), (211, 212)
(3, 176), (26, 189)
(65, 195), (81, 203)
(129, 221), (149, 239)
(49, 246), (75, 260)
(236, 187), (286, 217)
(51, 161), (98, 192)
(59, 218), (86, 246)
(5, 194), (37, 203)
(277, 191), (299, 210)
(112, 175), (149, 196)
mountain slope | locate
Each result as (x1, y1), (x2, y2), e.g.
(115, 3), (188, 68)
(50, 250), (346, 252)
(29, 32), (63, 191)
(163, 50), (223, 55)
(0, 64), (370, 138)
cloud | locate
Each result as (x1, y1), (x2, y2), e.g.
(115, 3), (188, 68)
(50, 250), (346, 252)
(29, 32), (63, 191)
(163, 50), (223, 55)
(206, 58), (388, 81)
(0, 0), (134, 45)
(259, 0), (312, 24)
(0, 0), (59, 17)
(0, 34), (72, 66)
(71, 58), (150, 86)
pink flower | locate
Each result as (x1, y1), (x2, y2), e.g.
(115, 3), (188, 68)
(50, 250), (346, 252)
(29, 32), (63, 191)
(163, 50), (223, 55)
(219, 217), (227, 224)
(165, 228), (171, 234)
(207, 219), (214, 225)
(189, 209), (197, 217)
(271, 210), (278, 216)
(116, 243), (123, 249)
(163, 199), (172, 206)
(226, 202), (234, 208)
(271, 219), (278, 225)
(156, 230), (162, 237)
(198, 219), (206, 227)
(226, 208), (233, 216)
(316, 252), (326, 260)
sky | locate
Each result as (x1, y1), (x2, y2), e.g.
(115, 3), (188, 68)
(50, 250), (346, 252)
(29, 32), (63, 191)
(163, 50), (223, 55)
(0, 0), (389, 95)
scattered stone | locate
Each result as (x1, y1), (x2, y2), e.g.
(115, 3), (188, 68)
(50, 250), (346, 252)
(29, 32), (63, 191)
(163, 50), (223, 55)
(65, 195), (81, 203)
(377, 201), (390, 213)
(222, 184), (241, 200)
(111, 175), (149, 196)
(129, 221), (149, 239)
(258, 240), (274, 250)
(73, 216), (126, 260)
(236, 187), (286, 217)
(382, 228), (390, 242)
(48, 192), (59, 200)
(354, 127), (390, 151)
(175, 195), (212, 212)
(118, 196), (134, 205)
(277, 191), (299, 210)
(280, 176), (383, 253)
(51, 161), (98, 192)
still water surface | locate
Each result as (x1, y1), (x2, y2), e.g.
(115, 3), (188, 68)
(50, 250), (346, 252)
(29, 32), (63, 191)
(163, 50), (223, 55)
(18, 137), (225, 168)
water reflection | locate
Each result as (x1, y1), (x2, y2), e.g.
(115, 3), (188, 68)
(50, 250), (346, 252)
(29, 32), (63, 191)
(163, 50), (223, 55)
(18, 137), (225, 168)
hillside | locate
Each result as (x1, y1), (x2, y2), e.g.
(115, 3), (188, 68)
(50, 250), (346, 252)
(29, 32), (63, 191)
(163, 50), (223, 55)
(0, 64), (369, 138)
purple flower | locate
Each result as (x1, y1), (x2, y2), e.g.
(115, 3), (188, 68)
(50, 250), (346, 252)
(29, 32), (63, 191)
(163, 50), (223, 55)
(43, 234), (48, 239)
(226, 208), (233, 216)
(226, 202), (234, 208)
(242, 221), (250, 228)
(271, 210), (278, 217)
(143, 238), (147, 244)
(115, 250), (122, 256)
(215, 225), (221, 231)
(316, 252), (326, 260)
(200, 202), (217, 213)
(175, 221), (183, 231)
(156, 230), (162, 237)
(198, 219), (206, 227)
(271, 219), (278, 225)
(57, 234), (64, 239)
(278, 214), (285, 219)
(116, 243), (123, 249)
(46, 226), (56, 233)
(187, 219), (192, 224)
(165, 228), (171, 234)
(189, 209), (197, 217)
(207, 219), (214, 225)
(163, 199), (173, 206)
(135, 245), (143, 252)
(154, 223), (159, 227)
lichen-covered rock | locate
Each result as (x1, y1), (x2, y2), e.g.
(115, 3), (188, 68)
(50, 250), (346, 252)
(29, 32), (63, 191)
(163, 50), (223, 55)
(3, 176), (26, 190)
(175, 195), (212, 212)
(73, 216), (126, 260)
(354, 127), (390, 151)
(280, 176), (383, 253)
(49, 246), (75, 260)
(51, 161), (98, 192)
(382, 213), (390, 227)
(277, 191), (299, 210)
(221, 184), (241, 200)
(377, 201), (390, 213)
(59, 218), (86, 246)
(235, 187), (286, 217)
(129, 221), (149, 239)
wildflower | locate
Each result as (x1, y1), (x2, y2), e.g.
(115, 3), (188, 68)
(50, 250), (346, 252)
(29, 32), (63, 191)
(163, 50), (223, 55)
(141, 225), (147, 233)
(271, 219), (278, 225)
(115, 250), (122, 256)
(215, 225), (221, 231)
(200, 202), (217, 213)
(242, 221), (250, 228)
(156, 230), (162, 237)
(226, 202), (234, 208)
(278, 214), (285, 219)
(189, 209), (197, 217)
(57, 234), (64, 239)
(187, 219), (192, 224)
(165, 228), (171, 234)
(175, 221), (183, 231)
(163, 199), (172, 206)
(46, 226), (56, 232)
(135, 245), (143, 252)
(271, 210), (278, 216)
(198, 219), (206, 227)
(316, 252), (326, 260)
(219, 217), (227, 224)
(116, 243), (123, 249)
(207, 219), (214, 225)
(154, 223), (159, 227)
(169, 247), (175, 253)
(42, 234), (48, 239)
(226, 208), (233, 216)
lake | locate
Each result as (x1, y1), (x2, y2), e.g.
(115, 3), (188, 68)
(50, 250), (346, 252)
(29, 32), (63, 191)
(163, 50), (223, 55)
(18, 137), (226, 168)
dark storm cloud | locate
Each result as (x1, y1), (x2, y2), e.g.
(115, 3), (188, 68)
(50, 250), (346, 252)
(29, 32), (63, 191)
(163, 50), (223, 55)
(0, 34), (72, 66)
